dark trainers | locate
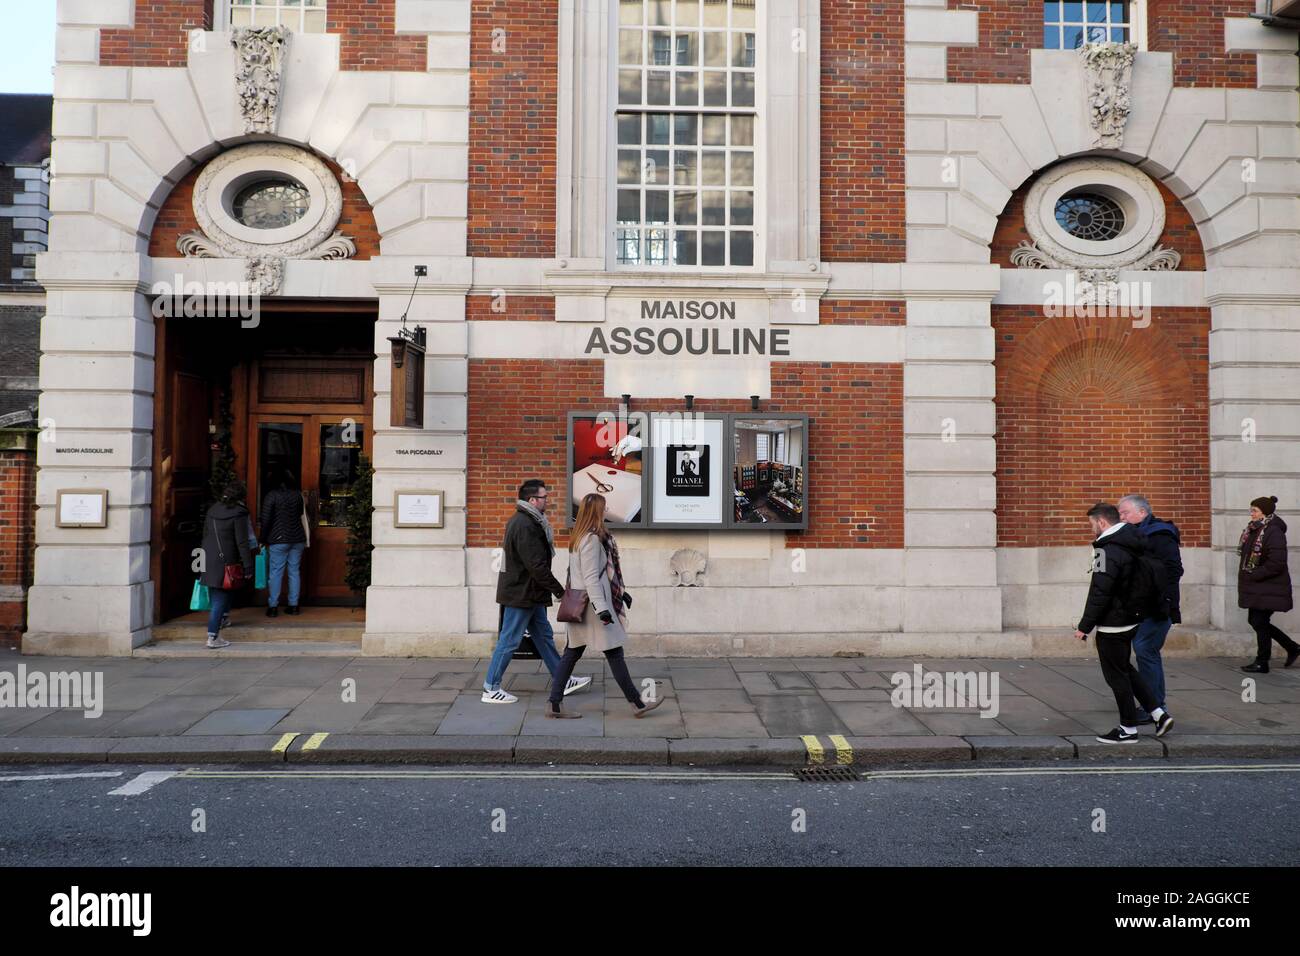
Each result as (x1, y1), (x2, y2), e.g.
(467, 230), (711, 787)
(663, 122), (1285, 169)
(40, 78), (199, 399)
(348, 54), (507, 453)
(1154, 712), (1174, 737)
(1286, 647), (1299, 668)
(1242, 661), (1269, 674)
(266, 606), (278, 618)
(1096, 727), (1138, 744)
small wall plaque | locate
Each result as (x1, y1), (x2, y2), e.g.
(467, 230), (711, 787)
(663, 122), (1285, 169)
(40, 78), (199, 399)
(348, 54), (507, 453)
(394, 490), (444, 528)
(56, 489), (108, 528)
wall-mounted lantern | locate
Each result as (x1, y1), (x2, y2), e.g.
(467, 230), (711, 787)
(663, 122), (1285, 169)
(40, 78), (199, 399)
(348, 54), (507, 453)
(388, 324), (426, 429)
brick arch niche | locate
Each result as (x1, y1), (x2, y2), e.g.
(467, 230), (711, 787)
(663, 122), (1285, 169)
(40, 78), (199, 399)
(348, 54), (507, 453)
(994, 310), (1210, 549)
(148, 152), (380, 259)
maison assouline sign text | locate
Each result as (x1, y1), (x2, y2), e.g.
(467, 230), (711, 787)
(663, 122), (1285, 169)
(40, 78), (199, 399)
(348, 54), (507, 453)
(584, 299), (791, 357)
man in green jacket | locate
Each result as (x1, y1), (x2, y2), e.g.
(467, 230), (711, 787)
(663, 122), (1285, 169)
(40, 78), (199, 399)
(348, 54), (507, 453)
(482, 479), (592, 703)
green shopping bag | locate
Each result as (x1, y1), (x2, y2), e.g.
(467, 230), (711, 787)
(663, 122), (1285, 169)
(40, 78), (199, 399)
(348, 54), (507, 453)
(255, 546), (268, 589)
(189, 580), (210, 612)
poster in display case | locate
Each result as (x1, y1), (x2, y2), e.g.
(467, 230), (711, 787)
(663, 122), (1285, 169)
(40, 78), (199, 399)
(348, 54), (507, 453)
(649, 414), (726, 527)
(729, 415), (808, 530)
(567, 411), (646, 526)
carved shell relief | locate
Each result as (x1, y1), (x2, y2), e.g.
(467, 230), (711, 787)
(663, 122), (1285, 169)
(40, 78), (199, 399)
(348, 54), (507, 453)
(669, 549), (708, 587)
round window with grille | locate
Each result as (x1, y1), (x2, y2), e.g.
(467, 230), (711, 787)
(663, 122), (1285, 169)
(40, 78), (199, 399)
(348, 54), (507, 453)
(1054, 192), (1125, 242)
(232, 179), (311, 230)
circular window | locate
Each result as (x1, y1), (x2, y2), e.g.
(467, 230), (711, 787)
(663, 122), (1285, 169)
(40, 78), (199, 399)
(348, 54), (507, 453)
(232, 179), (310, 230)
(1055, 192), (1125, 242)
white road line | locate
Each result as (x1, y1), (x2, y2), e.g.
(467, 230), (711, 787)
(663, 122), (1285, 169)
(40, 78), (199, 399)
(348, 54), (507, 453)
(0, 772), (124, 783)
(108, 771), (178, 796)
(870, 763), (1300, 780)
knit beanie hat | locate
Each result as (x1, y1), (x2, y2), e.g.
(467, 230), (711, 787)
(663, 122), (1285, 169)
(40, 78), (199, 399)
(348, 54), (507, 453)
(1251, 496), (1278, 516)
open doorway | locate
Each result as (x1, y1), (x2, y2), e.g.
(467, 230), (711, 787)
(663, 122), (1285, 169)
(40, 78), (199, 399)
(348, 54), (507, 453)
(150, 301), (377, 623)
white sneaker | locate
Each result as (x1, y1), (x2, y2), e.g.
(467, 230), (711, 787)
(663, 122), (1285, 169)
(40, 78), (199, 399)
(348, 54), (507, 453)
(206, 635), (232, 649)
(481, 688), (518, 704)
(563, 675), (592, 696)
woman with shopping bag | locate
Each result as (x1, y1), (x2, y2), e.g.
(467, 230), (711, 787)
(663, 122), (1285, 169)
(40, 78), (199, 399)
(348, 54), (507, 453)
(199, 479), (256, 649)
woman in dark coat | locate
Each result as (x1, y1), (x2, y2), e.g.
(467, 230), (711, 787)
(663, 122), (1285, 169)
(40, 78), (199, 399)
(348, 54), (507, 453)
(1238, 496), (1298, 673)
(200, 480), (256, 649)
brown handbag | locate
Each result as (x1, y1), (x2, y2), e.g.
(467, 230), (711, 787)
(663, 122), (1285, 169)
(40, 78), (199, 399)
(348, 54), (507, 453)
(556, 569), (589, 623)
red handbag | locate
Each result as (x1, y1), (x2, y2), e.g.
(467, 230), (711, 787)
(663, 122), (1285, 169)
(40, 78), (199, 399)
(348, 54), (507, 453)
(212, 516), (249, 590)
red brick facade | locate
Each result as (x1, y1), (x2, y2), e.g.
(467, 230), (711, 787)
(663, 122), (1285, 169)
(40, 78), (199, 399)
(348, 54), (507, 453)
(820, 300), (907, 326)
(0, 437), (38, 639)
(1148, 0), (1257, 88)
(949, 1), (1257, 88)
(465, 295), (555, 321)
(994, 306), (1211, 548)
(148, 157), (380, 259)
(821, 1), (906, 262)
(467, 0), (557, 258)
(947, 0), (1037, 85)
(101, 0), (213, 67)
(101, 0), (426, 71)
(991, 176), (1207, 270)
(467, 360), (904, 551)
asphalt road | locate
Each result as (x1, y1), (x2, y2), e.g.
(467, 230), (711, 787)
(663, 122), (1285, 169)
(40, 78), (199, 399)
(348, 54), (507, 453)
(1, 761), (1297, 867)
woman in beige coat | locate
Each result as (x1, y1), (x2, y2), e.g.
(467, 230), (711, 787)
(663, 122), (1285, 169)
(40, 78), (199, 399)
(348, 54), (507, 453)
(547, 493), (663, 719)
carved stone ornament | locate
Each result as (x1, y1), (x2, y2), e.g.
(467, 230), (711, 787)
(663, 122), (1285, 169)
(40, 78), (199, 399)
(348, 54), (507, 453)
(232, 26), (290, 135)
(1080, 41), (1138, 150)
(1013, 158), (1181, 287)
(669, 548), (707, 587)
(175, 144), (356, 296)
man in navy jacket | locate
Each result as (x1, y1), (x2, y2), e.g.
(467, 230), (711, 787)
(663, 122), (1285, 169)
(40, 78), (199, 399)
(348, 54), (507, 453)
(1118, 494), (1182, 724)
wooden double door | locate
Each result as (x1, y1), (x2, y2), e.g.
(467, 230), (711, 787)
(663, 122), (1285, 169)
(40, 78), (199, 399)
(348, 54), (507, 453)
(246, 358), (373, 605)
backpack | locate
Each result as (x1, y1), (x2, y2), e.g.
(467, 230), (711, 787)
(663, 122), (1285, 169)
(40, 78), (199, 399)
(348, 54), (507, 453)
(1120, 550), (1169, 623)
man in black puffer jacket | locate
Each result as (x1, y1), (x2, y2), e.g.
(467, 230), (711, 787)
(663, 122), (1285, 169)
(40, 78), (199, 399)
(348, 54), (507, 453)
(260, 469), (308, 617)
(1074, 502), (1173, 744)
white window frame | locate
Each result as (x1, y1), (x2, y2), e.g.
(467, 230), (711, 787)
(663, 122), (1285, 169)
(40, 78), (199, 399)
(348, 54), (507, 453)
(606, 0), (766, 272)
(223, 0), (330, 32)
(1041, 0), (1147, 51)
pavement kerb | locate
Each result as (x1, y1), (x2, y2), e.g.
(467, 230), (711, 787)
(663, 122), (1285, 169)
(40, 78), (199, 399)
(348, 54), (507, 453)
(3, 734), (1300, 767)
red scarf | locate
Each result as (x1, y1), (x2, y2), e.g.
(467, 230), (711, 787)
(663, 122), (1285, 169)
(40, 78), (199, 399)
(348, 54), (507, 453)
(1239, 514), (1272, 571)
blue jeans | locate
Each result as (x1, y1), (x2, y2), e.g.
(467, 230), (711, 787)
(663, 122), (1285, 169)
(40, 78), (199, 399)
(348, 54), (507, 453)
(268, 542), (305, 607)
(484, 605), (562, 692)
(1133, 616), (1171, 712)
(207, 587), (232, 636)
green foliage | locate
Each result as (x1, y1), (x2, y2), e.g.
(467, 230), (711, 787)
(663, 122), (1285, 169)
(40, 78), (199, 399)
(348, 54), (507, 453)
(344, 453), (375, 597)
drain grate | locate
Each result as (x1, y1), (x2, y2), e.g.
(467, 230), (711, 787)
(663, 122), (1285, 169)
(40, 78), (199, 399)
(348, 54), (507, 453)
(793, 765), (860, 783)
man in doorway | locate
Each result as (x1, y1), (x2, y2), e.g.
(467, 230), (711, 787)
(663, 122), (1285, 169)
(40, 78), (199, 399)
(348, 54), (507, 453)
(1117, 493), (1182, 725)
(1074, 502), (1174, 743)
(483, 479), (592, 704)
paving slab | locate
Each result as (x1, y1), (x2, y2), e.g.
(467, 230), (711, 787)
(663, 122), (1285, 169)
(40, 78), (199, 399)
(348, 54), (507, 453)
(912, 712), (1013, 736)
(514, 736), (669, 765)
(1160, 734), (1300, 759)
(603, 700), (686, 738)
(185, 708), (293, 735)
(681, 712), (769, 738)
(435, 694), (528, 735)
(221, 684), (317, 710)
(824, 700), (931, 735)
(751, 695), (851, 737)
(379, 680), (460, 705)
(14, 710), (132, 738)
(353, 703), (451, 735)
(668, 668), (744, 689)
(106, 695), (235, 736)
(674, 689), (755, 713)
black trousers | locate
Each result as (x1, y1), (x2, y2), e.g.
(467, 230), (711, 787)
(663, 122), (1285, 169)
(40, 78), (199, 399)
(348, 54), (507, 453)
(1096, 627), (1160, 727)
(548, 643), (644, 709)
(1248, 608), (1299, 662)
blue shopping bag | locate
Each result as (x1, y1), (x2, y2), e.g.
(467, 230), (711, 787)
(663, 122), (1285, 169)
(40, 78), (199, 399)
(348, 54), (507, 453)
(255, 546), (268, 589)
(189, 579), (210, 612)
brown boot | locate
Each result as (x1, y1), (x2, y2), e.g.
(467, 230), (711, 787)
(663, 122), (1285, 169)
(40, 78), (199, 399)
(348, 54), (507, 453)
(546, 705), (583, 719)
(632, 697), (665, 718)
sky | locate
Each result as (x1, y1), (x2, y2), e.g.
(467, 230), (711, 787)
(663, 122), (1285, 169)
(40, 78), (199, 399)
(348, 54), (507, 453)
(0, 0), (56, 95)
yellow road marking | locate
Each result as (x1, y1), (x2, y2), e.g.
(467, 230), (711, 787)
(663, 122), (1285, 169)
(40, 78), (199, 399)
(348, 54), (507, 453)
(801, 734), (825, 765)
(828, 734), (853, 766)
(271, 733), (299, 753)
(302, 733), (329, 752)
